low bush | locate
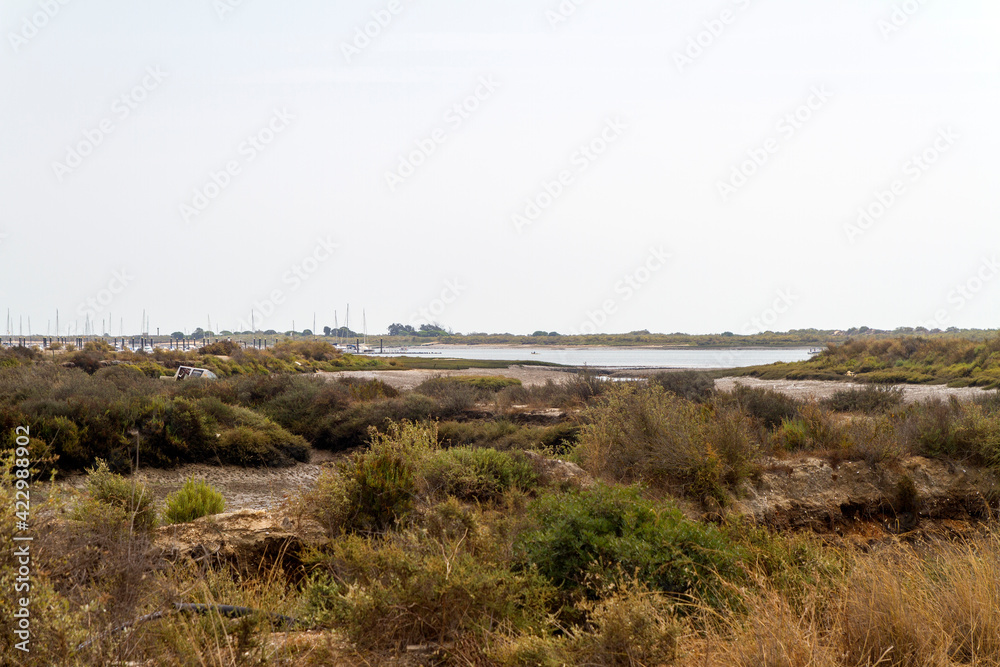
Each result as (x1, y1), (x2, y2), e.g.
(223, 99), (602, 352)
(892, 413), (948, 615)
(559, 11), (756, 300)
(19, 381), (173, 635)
(309, 393), (439, 451)
(779, 403), (848, 453)
(421, 447), (539, 502)
(825, 384), (905, 413)
(198, 339), (240, 355)
(339, 377), (399, 401)
(577, 384), (758, 503)
(437, 419), (580, 454)
(729, 384), (801, 430)
(306, 421), (436, 535)
(308, 500), (553, 651)
(163, 478), (225, 524)
(76, 459), (157, 534)
(844, 413), (904, 465)
(649, 369), (715, 403)
(516, 484), (743, 608)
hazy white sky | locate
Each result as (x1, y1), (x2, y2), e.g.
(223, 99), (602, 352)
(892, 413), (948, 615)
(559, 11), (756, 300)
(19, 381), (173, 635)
(2, 0), (998, 336)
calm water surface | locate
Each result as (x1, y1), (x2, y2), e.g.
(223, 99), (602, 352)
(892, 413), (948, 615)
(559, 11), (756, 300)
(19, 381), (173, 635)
(372, 346), (816, 369)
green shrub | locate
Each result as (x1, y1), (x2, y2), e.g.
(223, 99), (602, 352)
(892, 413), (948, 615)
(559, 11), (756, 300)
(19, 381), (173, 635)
(311, 393), (439, 451)
(862, 370), (936, 384)
(340, 377), (399, 401)
(307, 421), (436, 535)
(844, 413), (904, 465)
(730, 384), (800, 430)
(903, 398), (962, 458)
(437, 420), (580, 455)
(198, 339), (240, 355)
(825, 385), (905, 413)
(516, 484), (743, 607)
(649, 370), (715, 403)
(315, 531), (553, 650)
(77, 459), (157, 533)
(163, 478), (225, 524)
(421, 447), (539, 502)
(418, 375), (522, 394)
(776, 403), (848, 453)
(577, 384), (758, 504)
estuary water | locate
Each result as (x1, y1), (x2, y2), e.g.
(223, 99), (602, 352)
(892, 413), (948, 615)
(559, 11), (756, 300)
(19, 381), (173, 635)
(373, 345), (816, 369)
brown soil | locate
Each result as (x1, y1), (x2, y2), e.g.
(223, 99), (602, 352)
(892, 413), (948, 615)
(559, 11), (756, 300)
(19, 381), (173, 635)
(732, 455), (999, 544)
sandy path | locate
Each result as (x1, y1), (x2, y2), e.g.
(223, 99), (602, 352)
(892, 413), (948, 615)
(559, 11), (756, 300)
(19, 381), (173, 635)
(60, 449), (345, 513)
(320, 365), (577, 391)
(714, 376), (997, 403)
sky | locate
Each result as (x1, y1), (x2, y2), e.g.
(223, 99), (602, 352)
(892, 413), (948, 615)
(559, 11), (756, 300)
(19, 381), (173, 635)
(1, 0), (999, 337)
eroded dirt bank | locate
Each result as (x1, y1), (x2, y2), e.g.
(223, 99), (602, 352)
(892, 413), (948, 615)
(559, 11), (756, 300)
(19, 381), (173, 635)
(732, 455), (999, 543)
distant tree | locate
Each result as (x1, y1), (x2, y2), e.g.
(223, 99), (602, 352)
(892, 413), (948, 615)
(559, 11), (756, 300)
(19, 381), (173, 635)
(418, 324), (447, 336)
(722, 331), (734, 337)
(220, 330), (233, 336)
(302, 329), (313, 336)
(531, 330), (548, 337)
(387, 323), (416, 336)
(323, 326), (332, 336)
(548, 332), (560, 336)
(170, 331), (184, 339)
(192, 327), (205, 340)
(263, 329), (277, 335)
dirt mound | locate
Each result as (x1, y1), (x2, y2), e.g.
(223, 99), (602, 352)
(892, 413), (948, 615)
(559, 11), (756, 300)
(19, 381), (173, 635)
(155, 509), (325, 570)
(524, 451), (593, 489)
(733, 455), (999, 540)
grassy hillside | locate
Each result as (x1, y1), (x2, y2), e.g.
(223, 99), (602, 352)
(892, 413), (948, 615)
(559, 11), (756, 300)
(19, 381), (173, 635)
(736, 336), (1000, 388)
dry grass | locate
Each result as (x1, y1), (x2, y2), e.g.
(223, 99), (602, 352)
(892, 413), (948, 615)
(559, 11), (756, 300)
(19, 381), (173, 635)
(689, 533), (1000, 667)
